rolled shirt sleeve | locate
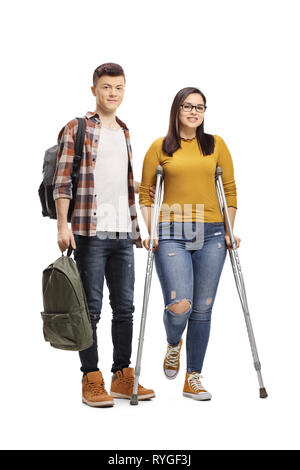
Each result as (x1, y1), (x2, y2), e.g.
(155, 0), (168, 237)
(52, 121), (76, 200)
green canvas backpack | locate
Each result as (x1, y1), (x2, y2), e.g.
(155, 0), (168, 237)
(41, 249), (93, 351)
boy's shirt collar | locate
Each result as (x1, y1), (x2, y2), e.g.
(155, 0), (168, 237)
(85, 111), (129, 130)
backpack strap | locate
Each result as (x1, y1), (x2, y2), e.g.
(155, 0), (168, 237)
(67, 244), (73, 257)
(74, 117), (86, 157)
(57, 117), (86, 147)
(71, 117), (86, 180)
(68, 117), (87, 257)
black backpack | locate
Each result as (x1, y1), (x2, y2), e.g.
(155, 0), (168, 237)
(38, 117), (86, 222)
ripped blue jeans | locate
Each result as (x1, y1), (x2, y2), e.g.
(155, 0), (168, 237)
(154, 222), (227, 373)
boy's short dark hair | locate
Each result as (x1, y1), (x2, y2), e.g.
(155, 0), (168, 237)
(93, 63), (125, 87)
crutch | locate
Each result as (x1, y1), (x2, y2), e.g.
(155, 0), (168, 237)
(130, 165), (164, 405)
(215, 166), (268, 398)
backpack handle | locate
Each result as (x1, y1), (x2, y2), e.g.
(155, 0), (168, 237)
(61, 244), (73, 257)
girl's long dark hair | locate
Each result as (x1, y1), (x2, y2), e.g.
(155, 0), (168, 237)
(162, 87), (215, 156)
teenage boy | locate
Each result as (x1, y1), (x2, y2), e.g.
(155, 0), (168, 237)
(53, 63), (155, 407)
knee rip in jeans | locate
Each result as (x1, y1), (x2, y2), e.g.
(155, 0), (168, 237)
(167, 299), (191, 315)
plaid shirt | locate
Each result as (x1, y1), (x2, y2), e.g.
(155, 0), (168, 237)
(53, 111), (142, 248)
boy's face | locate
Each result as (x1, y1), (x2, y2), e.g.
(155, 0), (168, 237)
(91, 75), (125, 113)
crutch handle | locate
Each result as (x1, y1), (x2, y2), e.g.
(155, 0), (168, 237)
(156, 165), (164, 179)
(216, 166), (223, 177)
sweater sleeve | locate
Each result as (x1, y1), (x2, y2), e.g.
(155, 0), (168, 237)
(216, 136), (237, 209)
(139, 140), (161, 207)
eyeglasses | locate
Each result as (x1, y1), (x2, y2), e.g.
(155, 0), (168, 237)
(180, 103), (207, 113)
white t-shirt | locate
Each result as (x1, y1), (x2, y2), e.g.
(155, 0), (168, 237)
(94, 126), (133, 232)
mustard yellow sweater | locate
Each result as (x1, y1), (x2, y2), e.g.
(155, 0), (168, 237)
(139, 135), (237, 223)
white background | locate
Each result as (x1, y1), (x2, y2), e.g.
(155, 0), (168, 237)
(1, 0), (299, 451)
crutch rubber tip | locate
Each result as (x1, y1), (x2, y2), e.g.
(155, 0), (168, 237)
(259, 387), (268, 398)
(130, 394), (139, 405)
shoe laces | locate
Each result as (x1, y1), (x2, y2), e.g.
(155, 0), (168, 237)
(87, 380), (106, 396)
(165, 342), (181, 368)
(187, 372), (206, 392)
(118, 375), (133, 385)
(117, 373), (146, 391)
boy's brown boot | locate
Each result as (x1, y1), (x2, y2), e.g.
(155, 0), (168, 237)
(110, 367), (155, 400)
(82, 371), (115, 407)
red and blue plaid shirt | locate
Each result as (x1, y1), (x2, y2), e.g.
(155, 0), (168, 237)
(53, 111), (142, 248)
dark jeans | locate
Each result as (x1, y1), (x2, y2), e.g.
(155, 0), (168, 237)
(73, 232), (135, 375)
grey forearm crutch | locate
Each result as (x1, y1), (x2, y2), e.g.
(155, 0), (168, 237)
(130, 165), (164, 405)
(215, 166), (268, 399)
